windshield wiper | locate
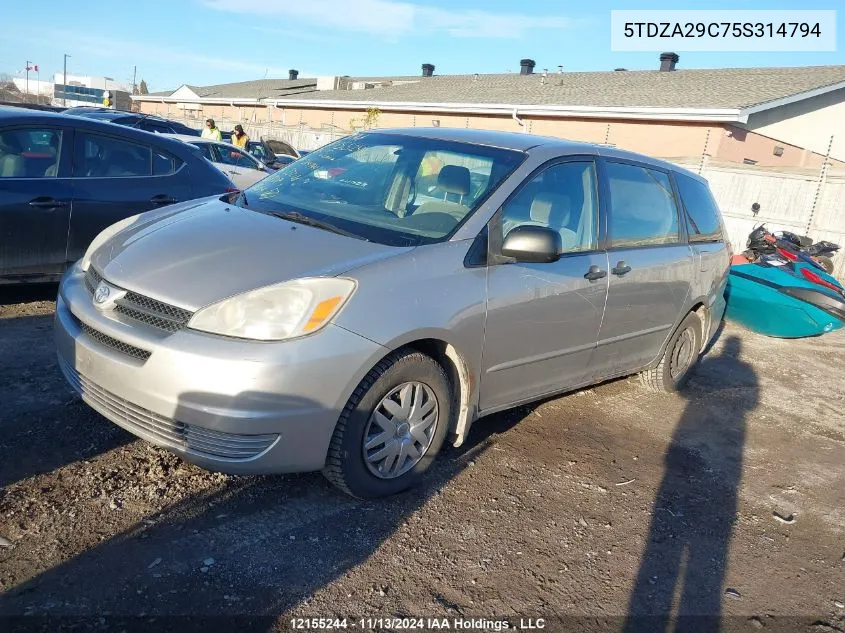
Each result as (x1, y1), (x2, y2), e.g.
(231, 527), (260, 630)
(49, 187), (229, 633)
(265, 209), (368, 241)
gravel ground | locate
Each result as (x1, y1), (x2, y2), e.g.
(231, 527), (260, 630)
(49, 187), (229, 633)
(0, 287), (844, 632)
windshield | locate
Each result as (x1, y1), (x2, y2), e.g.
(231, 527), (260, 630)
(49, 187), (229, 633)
(241, 132), (525, 246)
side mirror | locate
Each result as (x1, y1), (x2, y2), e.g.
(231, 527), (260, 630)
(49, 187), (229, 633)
(501, 225), (561, 263)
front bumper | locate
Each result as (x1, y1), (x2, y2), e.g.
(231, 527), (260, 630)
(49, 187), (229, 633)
(55, 264), (387, 474)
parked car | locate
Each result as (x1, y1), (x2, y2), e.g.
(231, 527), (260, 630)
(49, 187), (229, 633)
(0, 102), (67, 113)
(219, 132), (300, 168)
(55, 128), (729, 498)
(0, 107), (235, 284)
(220, 131), (301, 164)
(264, 138), (301, 160)
(66, 109), (201, 136)
(244, 139), (296, 170)
(165, 134), (271, 189)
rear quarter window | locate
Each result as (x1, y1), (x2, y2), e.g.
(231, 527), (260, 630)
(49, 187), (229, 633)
(153, 150), (183, 175)
(675, 173), (724, 243)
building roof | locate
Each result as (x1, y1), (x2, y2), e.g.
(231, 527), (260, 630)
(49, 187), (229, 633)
(146, 78), (318, 101)
(134, 63), (845, 123)
(279, 65), (845, 110)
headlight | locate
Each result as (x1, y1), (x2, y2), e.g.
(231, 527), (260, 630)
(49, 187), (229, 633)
(80, 213), (142, 271)
(188, 278), (356, 341)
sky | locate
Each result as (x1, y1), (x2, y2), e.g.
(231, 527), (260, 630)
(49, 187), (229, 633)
(0, 0), (842, 93)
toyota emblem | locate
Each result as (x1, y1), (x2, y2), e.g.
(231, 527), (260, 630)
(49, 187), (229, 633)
(94, 283), (111, 304)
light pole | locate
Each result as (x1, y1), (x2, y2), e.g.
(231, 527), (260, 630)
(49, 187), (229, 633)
(63, 53), (71, 106)
(25, 60), (32, 102)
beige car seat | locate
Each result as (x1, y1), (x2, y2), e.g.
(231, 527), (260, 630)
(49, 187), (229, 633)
(414, 165), (472, 221)
(527, 192), (579, 251)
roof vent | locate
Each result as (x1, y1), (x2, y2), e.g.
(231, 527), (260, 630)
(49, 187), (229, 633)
(288, 69), (299, 80)
(520, 59), (536, 75)
(659, 52), (679, 72)
(422, 63), (435, 77)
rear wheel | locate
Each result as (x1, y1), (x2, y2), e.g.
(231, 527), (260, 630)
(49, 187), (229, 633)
(639, 312), (702, 392)
(323, 350), (451, 499)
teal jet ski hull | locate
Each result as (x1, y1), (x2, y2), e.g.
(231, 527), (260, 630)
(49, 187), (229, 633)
(726, 263), (845, 338)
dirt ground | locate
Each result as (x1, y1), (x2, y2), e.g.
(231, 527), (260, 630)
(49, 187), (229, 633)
(0, 285), (843, 633)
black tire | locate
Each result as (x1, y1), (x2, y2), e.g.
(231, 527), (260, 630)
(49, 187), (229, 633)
(322, 350), (452, 499)
(639, 312), (703, 393)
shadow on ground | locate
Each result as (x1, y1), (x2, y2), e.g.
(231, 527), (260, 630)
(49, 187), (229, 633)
(624, 336), (758, 633)
(0, 284), (58, 307)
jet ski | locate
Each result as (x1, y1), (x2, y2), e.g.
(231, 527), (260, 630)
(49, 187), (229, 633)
(726, 226), (845, 338)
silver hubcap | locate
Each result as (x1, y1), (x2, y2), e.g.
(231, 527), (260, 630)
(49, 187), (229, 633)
(363, 382), (439, 479)
(670, 327), (696, 380)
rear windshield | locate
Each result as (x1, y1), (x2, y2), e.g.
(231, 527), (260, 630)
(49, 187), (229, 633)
(241, 132), (525, 246)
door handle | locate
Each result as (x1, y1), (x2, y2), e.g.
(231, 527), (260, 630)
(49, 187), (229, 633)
(150, 195), (177, 205)
(584, 265), (607, 281)
(29, 197), (69, 209)
(612, 261), (632, 276)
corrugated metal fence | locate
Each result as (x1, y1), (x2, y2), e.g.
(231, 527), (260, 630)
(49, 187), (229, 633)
(177, 117), (348, 151)
(677, 162), (845, 278)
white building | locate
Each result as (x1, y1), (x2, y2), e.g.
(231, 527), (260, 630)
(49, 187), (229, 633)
(53, 73), (131, 107)
(11, 77), (53, 98)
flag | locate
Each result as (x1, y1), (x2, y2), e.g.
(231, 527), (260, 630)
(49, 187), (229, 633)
(34, 64), (39, 72)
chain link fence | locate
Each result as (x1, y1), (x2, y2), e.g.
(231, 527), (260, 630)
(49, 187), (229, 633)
(164, 116), (350, 152)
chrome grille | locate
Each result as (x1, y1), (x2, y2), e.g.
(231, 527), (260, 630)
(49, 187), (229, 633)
(114, 293), (193, 333)
(84, 268), (193, 334)
(58, 357), (279, 461)
(81, 323), (151, 361)
(84, 267), (103, 294)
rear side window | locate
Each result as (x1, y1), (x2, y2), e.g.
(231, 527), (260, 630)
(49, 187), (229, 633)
(0, 128), (62, 179)
(606, 162), (680, 247)
(675, 173), (724, 243)
(153, 150), (182, 176)
(74, 133), (152, 178)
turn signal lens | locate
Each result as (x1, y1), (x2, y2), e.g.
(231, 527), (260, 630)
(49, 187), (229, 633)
(304, 296), (343, 332)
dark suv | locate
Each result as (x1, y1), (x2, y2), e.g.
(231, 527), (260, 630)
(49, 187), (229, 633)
(64, 108), (201, 136)
(0, 107), (234, 284)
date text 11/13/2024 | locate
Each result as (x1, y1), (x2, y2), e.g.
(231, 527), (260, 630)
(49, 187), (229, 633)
(290, 617), (547, 630)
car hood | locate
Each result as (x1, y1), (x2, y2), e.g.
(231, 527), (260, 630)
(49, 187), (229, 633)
(91, 198), (408, 311)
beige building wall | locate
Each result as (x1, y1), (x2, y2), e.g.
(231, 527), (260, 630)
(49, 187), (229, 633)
(743, 88), (845, 161)
(134, 100), (842, 167)
(714, 126), (843, 168)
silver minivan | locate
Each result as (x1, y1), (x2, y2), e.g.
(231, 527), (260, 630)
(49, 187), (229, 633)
(55, 128), (730, 498)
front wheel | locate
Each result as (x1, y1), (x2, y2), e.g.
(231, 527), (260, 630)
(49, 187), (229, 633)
(323, 350), (452, 499)
(639, 312), (702, 392)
